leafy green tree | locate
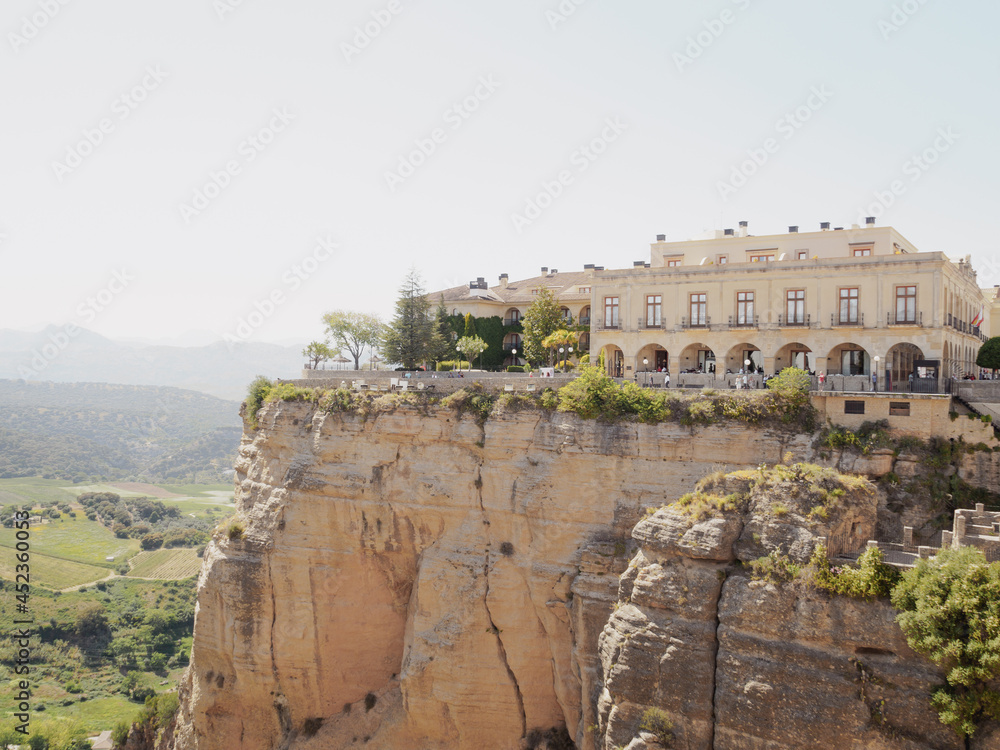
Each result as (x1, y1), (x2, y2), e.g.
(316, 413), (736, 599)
(140, 532), (164, 550)
(381, 269), (440, 369)
(302, 340), (334, 369)
(892, 547), (1000, 738)
(432, 297), (456, 365)
(322, 310), (384, 370)
(456, 336), (488, 371)
(542, 329), (579, 371)
(977, 337), (1000, 375)
(112, 721), (130, 747)
(521, 287), (563, 366)
(463, 313), (477, 339)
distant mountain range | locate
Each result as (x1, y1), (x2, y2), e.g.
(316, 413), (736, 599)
(0, 326), (307, 401)
(0, 380), (242, 482)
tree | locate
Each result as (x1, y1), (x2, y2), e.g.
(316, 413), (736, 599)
(521, 287), (563, 366)
(977, 337), (1000, 375)
(322, 311), (384, 370)
(542, 329), (579, 371)
(302, 341), (333, 369)
(456, 336), (488, 371)
(381, 268), (440, 369)
(140, 532), (164, 550)
(432, 297), (456, 365)
(893, 547), (1000, 739)
(463, 313), (477, 339)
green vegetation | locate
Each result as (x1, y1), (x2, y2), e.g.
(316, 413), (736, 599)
(811, 545), (899, 600)
(321, 309), (385, 370)
(822, 420), (893, 454)
(749, 550), (801, 583)
(455, 335), (488, 371)
(0, 577), (195, 736)
(246, 375), (271, 429)
(976, 336), (1000, 374)
(0, 380), (239, 483)
(892, 547), (1000, 738)
(521, 287), (564, 366)
(638, 707), (675, 747)
(381, 269), (440, 369)
(673, 491), (746, 522)
(302, 340), (334, 369)
(126, 548), (203, 579)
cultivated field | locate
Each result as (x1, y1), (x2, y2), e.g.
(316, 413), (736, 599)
(127, 548), (203, 579)
(0, 515), (139, 567)
(0, 549), (110, 590)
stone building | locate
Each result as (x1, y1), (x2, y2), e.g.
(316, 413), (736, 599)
(590, 220), (997, 386)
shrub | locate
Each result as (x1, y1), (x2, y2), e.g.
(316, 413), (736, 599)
(246, 376), (271, 428)
(749, 550), (800, 584)
(226, 521), (244, 541)
(506, 365), (525, 373)
(436, 360), (471, 372)
(364, 692), (377, 712)
(140, 532), (164, 550)
(638, 707), (674, 747)
(811, 545), (899, 600)
(266, 383), (318, 403)
(892, 547), (1000, 738)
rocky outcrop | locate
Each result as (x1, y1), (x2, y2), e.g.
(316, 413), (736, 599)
(169, 402), (814, 750)
(595, 468), (962, 750)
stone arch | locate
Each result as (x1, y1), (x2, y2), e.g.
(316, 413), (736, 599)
(579, 305), (591, 325)
(636, 343), (669, 373)
(825, 342), (871, 376)
(601, 344), (624, 377)
(774, 342), (814, 372)
(679, 342), (716, 373)
(504, 307), (521, 325)
(886, 342), (925, 387)
(723, 342), (762, 374)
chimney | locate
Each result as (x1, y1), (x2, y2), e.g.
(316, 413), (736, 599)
(820, 222), (830, 231)
(499, 273), (508, 288)
(656, 234), (666, 241)
(633, 260), (645, 267)
(738, 220), (748, 237)
(834, 227), (843, 231)
(866, 216), (876, 226)
(477, 277), (485, 286)
(724, 228), (735, 236)
(550, 268), (558, 274)
(540, 267), (548, 274)
(789, 226), (798, 233)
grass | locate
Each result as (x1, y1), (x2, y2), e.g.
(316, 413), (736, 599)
(127, 548), (202, 579)
(0, 478), (81, 505)
(0, 550), (110, 590)
(0, 515), (139, 568)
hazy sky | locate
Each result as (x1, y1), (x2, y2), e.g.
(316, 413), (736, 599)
(3, 0), (998, 346)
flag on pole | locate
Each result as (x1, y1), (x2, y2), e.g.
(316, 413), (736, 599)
(972, 306), (984, 327)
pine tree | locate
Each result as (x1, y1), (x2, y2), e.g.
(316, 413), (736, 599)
(382, 269), (440, 369)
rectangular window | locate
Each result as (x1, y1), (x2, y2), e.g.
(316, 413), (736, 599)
(853, 247), (872, 257)
(646, 295), (662, 326)
(578, 286), (591, 293)
(750, 254), (774, 263)
(736, 291), (754, 325)
(717, 255), (728, 265)
(797, 251), (808, 260)
(666, 258), (682, 267)
(839, 287), (859, 324)
(896, 285), (916, 323)
(786, 289), (805, 324)
(604, 296), (619, 328)
(690, 293), (707, 326)
(845, 400), (866, 415)
(889, 402), (911, 417)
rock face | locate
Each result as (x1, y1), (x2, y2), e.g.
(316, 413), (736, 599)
(169, 399), (1000, 750)
(595, 469), (961, 750)
(169, 401), (813, 750)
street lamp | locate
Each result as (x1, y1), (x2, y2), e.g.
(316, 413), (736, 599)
(559, 346), (565, 373)
(873, 356), (880, 392)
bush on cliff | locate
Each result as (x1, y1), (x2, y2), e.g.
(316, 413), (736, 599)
(892, 547), (1000, 739)
(810, 545), (899, 600)
(246, 376), (271, 428)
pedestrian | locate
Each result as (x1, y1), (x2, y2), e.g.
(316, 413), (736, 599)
(665, 372), (670, 389)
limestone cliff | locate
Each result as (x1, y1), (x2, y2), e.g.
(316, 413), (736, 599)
(168, 398), (1000, 750)
(169, 400), (813, 750)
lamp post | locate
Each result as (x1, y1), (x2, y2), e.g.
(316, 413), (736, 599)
(568, 345), (574, 374)
(873, 356), (880, 392)
(512, 348), (517, 367)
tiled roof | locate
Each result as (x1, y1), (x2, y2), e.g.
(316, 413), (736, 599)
(428, 271), (593, 305)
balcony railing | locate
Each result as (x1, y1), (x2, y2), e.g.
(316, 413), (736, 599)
(728, 314), (758, 328)
(502, 342), (520, 352)
(595, 320), (620, 331)
(503, 318), (521, 327)
(638, 317), (665, 330)
(888, 311), (922, 326)
(680, 315), (710, 329)
(832, 312), (864, 327)
(778, 313), (810, 327)
(579, 315), (591, 325)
